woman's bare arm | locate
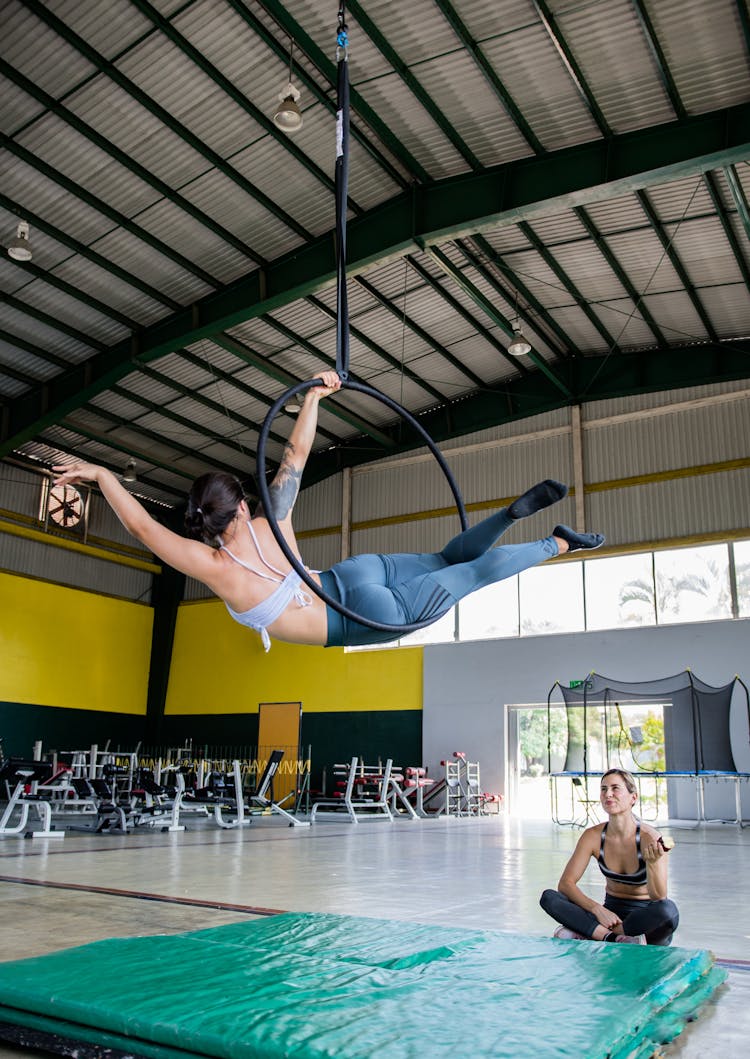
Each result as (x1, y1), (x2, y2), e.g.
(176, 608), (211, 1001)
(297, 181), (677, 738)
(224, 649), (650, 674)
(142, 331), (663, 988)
(52, 464), (222, 588)
(261, 371), (341, 523)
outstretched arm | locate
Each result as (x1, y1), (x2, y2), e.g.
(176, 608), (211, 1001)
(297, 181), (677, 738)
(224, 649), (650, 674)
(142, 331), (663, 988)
(52, 464), (221, 587)
(261, 371), (341, 523)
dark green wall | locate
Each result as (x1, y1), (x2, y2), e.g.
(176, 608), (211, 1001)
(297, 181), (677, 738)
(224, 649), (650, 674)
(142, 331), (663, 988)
(1, 704), (422, 795)
(0, 702), (145, 758)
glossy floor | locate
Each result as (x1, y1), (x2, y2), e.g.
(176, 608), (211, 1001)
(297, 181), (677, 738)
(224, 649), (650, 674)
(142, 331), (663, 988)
(0, 814), (747, 1057)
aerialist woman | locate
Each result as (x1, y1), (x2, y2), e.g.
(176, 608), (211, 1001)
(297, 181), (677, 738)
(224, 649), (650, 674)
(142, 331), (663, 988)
(53, 371), (605, 651)
(540, 768), (679, 945)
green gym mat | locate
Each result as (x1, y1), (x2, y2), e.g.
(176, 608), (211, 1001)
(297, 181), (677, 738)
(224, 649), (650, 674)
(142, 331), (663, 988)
(0, 912), (726, 1059)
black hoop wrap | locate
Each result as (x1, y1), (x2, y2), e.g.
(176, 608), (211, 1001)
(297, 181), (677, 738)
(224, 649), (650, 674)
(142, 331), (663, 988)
(256, 376), (468, 635)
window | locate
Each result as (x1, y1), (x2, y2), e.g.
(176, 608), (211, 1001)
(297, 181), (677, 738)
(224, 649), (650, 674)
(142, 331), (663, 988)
(458, 577), (519, 641)
(734, 540), (750, 618)
(585, 553), (656, 630)
(654, 544), (731, 624)
(519, 561), (584, 635)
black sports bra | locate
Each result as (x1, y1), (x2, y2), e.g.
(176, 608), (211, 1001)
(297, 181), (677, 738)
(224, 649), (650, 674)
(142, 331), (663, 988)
(598, 822), (647, 886)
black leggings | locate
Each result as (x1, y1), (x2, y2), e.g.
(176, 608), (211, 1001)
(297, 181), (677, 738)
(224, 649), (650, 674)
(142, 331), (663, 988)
(540, 888), (679, 946)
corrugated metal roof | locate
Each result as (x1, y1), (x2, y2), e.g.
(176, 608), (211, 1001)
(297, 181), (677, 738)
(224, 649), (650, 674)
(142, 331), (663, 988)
(0, 0), (748, 514)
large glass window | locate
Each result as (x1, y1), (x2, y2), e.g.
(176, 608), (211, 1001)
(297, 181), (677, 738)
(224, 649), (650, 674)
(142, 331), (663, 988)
(458, 576), (519, 641)
(654, 544), (732, 624)
(585, 553), (657, 630)
(735, 540), (750, 618)
(519, 561), (585, 635)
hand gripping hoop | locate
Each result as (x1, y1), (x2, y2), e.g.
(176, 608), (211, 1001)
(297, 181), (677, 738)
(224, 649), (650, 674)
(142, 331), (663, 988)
(256, 378), (468, 635)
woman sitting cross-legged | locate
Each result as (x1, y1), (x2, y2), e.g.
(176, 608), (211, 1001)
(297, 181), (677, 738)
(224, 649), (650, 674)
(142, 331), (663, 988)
(540, 768), (679, 946)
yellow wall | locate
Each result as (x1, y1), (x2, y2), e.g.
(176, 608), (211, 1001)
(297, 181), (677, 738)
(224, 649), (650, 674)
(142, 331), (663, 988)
(0, 571), (152, 714)
(165, 599), (423, 715)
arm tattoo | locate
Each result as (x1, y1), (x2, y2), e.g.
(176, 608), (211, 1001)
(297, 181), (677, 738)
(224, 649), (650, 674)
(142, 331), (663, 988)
(268, 446), (303, 520)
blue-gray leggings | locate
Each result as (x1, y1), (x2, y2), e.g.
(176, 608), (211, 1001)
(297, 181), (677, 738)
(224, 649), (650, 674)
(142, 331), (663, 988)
(320, 506), (558, 647)
(540, 888), (679, 946)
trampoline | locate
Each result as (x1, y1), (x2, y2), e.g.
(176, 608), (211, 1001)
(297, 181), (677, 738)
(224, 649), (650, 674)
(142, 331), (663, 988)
(0, 912), (726, 1059)
(546, 670), (750, 827)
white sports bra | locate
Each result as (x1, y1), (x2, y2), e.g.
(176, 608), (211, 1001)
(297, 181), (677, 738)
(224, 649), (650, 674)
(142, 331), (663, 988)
(220, 521), (313, 651)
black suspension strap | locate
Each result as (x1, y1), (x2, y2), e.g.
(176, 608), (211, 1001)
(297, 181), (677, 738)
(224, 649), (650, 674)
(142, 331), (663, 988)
(255, 5), (468, 635)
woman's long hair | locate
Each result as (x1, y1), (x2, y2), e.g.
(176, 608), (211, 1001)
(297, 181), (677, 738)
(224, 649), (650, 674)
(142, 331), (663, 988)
(185, 472), (245, 546)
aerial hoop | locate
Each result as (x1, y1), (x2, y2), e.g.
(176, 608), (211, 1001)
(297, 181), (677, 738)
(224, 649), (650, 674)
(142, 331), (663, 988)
(256, 376), (468, 634)
(255, 4), (467, 636)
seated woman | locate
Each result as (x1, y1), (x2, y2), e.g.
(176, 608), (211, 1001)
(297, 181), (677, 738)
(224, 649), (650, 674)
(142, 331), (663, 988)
(53, 371), (604, 651)
(540, 768), (679, 945)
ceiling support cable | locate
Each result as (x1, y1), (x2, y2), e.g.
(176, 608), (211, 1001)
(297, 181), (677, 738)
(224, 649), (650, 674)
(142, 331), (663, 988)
(519, 221), (620, 350)
(574, 206), (669, 347)
(636, 189), (719, 342)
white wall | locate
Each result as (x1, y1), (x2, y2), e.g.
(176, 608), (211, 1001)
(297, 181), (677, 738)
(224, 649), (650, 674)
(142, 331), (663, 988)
(423, 618), (750, 819)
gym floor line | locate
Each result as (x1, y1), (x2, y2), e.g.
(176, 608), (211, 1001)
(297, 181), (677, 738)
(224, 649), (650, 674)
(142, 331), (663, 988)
(0, 875), (284, 916)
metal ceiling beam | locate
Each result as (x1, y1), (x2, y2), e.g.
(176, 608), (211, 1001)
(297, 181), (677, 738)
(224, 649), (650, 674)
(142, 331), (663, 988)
(302, 340), (750, 485)
(703, 171), (750, 294)
(23, 0), (311, 244)
(0, 291), (108, 353)
(10, 443), (185, 503)
(735, 0), (750, 58)
(254, 0), (429, 184)
(213, 328), (396, 447)
(401, 256), (507, 387)
(129, 0), (363, 216)
(519, 221), (620, 349)
(4, 255), (136, 333)
(458, 235), (573, 357)
(631, 0), (687, 120)
(135, 361), (267, 452)
(304, 291), (479, 394)
(432, 0), (544, 154)
(419, 245), (572, 395)
(346, 0), (481, 170)
(723, 164), (750, 241)
(109, 382), (254, 468)
(0, 60), (265, 265)
(173, 348), (329, 446)
(4, 102), (750, 457)
(0, 192), (182, 313)
(0, 328), (69, 371)
(81, 400), (243, 474)
(530, 0), (612, 137)
(0, 136), (221, 289)
(636, 189), (719, 341)
(573, 205), (669, 347)
(59, 417), (197, 480)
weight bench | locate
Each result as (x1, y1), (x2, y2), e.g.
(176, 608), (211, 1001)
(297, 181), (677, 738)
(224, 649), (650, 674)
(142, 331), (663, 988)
(214, 752), (310, 829)
(0, 759), (62, 839)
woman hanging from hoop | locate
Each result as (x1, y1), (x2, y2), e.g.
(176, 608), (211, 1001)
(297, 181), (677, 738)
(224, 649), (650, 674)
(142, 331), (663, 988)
(53, 370), (605, 651)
